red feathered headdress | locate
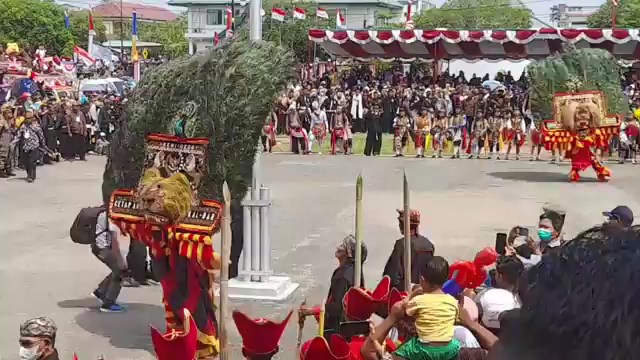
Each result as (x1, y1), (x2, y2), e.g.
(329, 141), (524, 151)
(343, 276), (391, 321)
(300, 334), (350, 360)
(150, 309), (199, 360)
(232, 309), (293, 357)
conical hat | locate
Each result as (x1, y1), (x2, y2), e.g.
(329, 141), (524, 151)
(232, 309), (293, 357)
(343, 276), (391, 321)
(150, 309), (199, 360)
(300, 334), (350, 360)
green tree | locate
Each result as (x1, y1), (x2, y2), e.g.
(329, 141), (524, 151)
(69, 10), (107, 49)
(0, 0), (74, 55)
(587, 0), (640, 28)
(263, 4), (331, 63)
(138, 18), (189, 58)
(414, 0), (532, 29)
(115, 17), (189, 58)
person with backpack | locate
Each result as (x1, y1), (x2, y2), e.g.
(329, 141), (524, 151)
(70, 206), (127, 313)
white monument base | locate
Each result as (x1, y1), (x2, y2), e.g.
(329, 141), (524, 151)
(223, 276), (299, 301)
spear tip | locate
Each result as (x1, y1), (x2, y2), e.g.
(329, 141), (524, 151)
(223, 181), (231, 204)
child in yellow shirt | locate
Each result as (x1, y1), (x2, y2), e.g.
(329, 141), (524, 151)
(393, 256), (460, 360)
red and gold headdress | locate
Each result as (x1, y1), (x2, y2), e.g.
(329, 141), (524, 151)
(150, 309), (199, 360)
(232, 309), (293, 358)
(300, 334), (351, 360)
(342, 276), (391, 321)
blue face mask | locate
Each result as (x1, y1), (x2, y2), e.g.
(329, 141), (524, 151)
(538, 228), (553, 242)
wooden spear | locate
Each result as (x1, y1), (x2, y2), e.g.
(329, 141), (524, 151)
(403, 171), (412, 292)
(218, 182), (232, 360)
(296, 298), (307, 358)
(354, 173), (363, 288)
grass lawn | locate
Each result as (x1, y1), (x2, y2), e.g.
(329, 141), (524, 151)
(272, 133), (475, 156)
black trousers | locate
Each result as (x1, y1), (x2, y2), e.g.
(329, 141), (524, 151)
(22, 149), (39, 180)
(58, 131), (71, 159)
(364, 130), (382, 156)
(70, 134), (86, 160)
(126, 239), (149, 283)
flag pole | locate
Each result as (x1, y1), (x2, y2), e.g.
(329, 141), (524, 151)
(218, 182), (232, 360)
(132, 11), (140, 82)
(403, 171), (411, 292)
(312, 12), (318, 78)
(354, 173), (363, 288)
(611, 1), (618, 28)
(88, 7), (96, 57)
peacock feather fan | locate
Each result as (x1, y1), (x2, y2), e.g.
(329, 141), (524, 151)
(527, 47), (627, 121)
(102, 39), (297, 203)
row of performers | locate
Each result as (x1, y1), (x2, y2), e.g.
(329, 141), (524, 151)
(266, 103), (639, 163)
(264, 102), (537, 160)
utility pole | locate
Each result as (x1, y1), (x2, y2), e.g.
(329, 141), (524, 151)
(249, 0), (262, 41)
(231, 0), (236, 32)
(120, 0), (124, 61)
(250, 0), (262, 187)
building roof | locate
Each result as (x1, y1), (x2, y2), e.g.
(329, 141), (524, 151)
(315, 0), (403, 9)
(93, 2), (178, 22)
(168, 0), (241, 5)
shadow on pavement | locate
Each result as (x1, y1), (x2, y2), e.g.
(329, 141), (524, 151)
(488, 171), (600, 183)
(58, 299), (164, 354)
(489, 170), (598, 183)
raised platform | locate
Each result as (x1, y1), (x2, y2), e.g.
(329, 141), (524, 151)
(223, 275), (299, 301)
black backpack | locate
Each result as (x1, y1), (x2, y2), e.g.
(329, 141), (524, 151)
(70, 206), (107, 245)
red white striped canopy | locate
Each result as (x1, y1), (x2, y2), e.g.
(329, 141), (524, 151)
(308, 28), (640, 61)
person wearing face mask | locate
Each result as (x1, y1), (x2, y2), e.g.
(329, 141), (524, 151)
(18, 317), (59, 360)
(538, 209), (566, 254)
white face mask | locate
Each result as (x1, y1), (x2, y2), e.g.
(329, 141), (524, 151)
(19, 345), (41, 360)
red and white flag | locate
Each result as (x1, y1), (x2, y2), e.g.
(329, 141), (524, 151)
(74, 46), (95, 65)
(88, 8), (96, 36)
(336, 9), (346, 28)
(405, 0), (414, 29)
(406, 0), (413, 21)
(293, 7), (306, 20)
(316, 8), (328, 19)
(225, 7), (233, 37)
(271, 7), (286, 21)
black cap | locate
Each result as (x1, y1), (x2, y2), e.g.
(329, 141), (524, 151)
(603, 205), (634, 227)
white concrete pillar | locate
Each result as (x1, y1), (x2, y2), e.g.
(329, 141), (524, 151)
(189, 41), (195, 55)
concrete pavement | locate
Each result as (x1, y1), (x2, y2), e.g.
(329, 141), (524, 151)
(1, 154), (639, 359)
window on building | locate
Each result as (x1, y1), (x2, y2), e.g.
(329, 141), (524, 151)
(206, 9), (223, 25)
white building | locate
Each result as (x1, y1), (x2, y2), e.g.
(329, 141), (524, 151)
(551, 4), (600, 28)
(314, 0), (404, 28)
(168, 0), (247, 54)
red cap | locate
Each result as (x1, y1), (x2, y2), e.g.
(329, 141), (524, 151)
(232, 309), (293, 357)
(343, 276), (391, 321)
(388, 287), (409, 312)
(150, 309), (199, 360)
(300, 334), (350, 360)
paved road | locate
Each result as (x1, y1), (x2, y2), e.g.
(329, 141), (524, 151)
(1, 155), (639, 359)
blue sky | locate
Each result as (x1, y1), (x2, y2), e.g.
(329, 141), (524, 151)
(58, 0), (607, 22)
